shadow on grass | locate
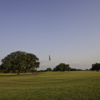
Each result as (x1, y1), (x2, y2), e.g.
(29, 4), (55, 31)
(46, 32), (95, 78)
(0, 73), (38, 77)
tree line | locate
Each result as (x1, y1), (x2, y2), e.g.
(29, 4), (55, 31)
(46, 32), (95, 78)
(0, 51), (100, 74)
(45, 63), (100, 72)
(41, 63), (80, 72)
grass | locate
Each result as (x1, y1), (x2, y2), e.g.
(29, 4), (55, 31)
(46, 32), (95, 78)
(0, 71), (100, 100)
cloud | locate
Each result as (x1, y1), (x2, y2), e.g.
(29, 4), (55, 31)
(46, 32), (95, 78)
(72, 62), (91, 65)
(70, 62), (91, 69)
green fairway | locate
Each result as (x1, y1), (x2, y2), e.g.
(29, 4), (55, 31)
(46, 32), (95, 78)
(0, 71), (100, 100)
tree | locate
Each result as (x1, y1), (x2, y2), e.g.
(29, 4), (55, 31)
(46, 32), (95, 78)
(53, 63), (70, 71)
(0, 51), (40, 75)
(46, 68), (52, 71)
(91, 63), (100, 71)
(71, 68), (77, 71)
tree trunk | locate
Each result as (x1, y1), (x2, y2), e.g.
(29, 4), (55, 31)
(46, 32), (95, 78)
(18, 70), (20, 75)
(25, 69), (27, 73)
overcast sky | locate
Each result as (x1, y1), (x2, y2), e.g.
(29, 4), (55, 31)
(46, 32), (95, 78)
(0, 0), (100, 70)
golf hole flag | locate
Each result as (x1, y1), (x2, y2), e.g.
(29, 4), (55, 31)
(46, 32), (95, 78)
(49, 55), (51, 61)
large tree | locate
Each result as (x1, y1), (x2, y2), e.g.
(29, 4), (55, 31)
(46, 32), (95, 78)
(91, 63), (100, 71)
(0, 51), (40, 75)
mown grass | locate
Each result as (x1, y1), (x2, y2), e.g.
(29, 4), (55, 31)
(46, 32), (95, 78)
(0, 71), (100, 100)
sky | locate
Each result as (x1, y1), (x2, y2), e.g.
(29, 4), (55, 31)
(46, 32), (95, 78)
(0, 0), (100, 70)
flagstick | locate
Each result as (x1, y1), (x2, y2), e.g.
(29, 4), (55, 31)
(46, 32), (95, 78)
(47, 60), (49, 77)
(47, 61), (49, 77)
(47, 55), (51, 77)
(47, 60), (48, 77)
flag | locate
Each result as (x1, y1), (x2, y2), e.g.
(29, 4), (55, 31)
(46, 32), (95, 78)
(49, 55), (51, 61)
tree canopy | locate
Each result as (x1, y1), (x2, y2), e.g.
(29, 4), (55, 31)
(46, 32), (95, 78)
(53, 63), (70, 71)
(46, 68), (52, 71)
(91, 63), (100, 71)
(0, 51), (40, 74)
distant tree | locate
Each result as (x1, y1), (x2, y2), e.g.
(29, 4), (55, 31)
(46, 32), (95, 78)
(53, 63), (70, 71)
(0, 51), (40, 75)
(46, 68), (52, 71)
(77, 69), (82, 71)
(71, 68), (77, 71)
(91, 63), (100, 71)
(53, 67), (57, 71)
(38, 70), (45, 72)
(85, 69), (89, 71)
